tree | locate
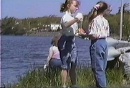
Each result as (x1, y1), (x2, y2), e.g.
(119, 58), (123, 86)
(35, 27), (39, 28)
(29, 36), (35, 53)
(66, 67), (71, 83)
(1, 17), (16, 35)
(117, 3), (130, 14)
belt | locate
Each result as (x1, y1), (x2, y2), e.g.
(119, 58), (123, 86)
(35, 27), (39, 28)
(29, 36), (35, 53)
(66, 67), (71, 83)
(98, 37), (106, 39)
(91, 37), (106, 41)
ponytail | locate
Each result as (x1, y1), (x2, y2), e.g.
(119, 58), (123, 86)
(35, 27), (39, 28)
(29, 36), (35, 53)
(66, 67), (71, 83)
(60, 0), (68, 12)
(88, 8), (98, 23)
(88, 1), (108, 22)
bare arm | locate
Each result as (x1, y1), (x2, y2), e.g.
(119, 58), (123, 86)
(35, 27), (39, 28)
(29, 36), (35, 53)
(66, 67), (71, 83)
(61, 18), (79, 28)
(46, 47), (53, 66)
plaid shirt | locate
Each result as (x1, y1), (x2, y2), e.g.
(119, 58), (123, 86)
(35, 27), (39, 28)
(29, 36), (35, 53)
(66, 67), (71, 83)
(88, 15), (110, 38)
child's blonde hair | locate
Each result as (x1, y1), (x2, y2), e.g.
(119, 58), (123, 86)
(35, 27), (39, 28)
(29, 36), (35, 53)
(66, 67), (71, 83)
(60, 0), (80, 12)
(51, 36), (60, 46)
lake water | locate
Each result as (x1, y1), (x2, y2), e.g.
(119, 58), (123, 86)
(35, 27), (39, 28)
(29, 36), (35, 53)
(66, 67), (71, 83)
(1, 36), (91, 85)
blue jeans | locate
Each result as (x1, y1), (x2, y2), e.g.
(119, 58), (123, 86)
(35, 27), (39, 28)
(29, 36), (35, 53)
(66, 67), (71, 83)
(90, 39), (108, 88)
(49, 58), (62, 69)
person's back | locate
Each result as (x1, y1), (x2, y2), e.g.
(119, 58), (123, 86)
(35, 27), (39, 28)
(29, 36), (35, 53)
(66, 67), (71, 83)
(49, 45), (61, 68)
(50, 46), (60, 60)
(45, 36), (62, 69)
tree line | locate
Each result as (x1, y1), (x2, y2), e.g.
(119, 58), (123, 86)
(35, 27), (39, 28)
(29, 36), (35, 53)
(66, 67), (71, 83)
(1, 3), (130, 39)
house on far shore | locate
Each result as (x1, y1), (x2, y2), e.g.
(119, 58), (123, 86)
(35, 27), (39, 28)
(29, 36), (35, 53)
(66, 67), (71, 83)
(50, 23), (62, 31)
(39, 23), (62, 32)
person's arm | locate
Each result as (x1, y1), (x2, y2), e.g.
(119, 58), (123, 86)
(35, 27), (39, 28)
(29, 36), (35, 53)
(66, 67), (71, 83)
(61, 18), (79, 28)
(61, 13), (83, 28)
(79, 29), (86, 34)
(46, 47), (53, 66)
(78, 21), (86, 35)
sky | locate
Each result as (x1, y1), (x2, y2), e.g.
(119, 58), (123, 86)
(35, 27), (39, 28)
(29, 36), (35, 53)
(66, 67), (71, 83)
(1, 0), (130, 19)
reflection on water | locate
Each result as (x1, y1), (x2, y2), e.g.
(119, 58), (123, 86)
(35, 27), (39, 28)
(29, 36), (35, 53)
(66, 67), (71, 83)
(1, 36), (91, 85)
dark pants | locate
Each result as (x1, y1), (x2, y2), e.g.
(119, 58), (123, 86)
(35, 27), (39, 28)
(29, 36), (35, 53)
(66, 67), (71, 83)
(49, 58), (62, 69)
(90, 39), (108, 88)
(58, 35), (77, 85)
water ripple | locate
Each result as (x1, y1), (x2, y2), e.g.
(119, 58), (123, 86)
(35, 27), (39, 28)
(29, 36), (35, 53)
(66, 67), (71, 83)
(1, 36), (90, 84)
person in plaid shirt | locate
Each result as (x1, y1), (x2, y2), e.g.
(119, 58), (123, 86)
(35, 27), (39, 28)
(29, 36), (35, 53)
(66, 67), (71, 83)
(87, 1), (111, 88)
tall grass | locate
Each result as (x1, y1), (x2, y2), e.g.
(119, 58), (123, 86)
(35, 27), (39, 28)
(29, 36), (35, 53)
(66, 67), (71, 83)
(6, 67), (130, 88)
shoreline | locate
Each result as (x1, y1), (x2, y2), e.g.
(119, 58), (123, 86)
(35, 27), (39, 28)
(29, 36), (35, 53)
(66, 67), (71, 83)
(2, 32), (129, 40)
(26, 32), (61, 37)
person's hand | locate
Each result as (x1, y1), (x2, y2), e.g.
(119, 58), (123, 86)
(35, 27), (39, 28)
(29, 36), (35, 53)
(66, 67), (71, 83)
(44, 64), (47, 70)
(78, 28), (86, 35)
(75, 29), (86, 37)
(75, 13), (83, 21)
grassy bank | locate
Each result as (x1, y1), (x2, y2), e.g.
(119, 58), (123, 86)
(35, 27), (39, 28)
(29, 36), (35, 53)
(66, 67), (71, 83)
(6, 67), (130, 88)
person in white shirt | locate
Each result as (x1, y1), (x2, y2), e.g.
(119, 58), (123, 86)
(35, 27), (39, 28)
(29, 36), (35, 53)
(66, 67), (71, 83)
(44, 36), (64, 87)
(58, 0), (85, 88)
(45, 36), (62, 69)
(87, 1), (111, 88)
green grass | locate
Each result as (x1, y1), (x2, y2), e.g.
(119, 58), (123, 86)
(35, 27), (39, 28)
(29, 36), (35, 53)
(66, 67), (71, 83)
(6, 68), (130, 88)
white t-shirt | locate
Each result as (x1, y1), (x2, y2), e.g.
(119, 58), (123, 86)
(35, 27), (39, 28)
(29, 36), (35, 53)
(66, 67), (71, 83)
(47, 46), (60, 61)
(61, 11), (78, 35)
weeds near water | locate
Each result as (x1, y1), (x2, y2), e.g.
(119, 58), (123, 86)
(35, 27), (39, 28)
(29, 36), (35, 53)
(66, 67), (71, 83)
(5, 67), (130, 88)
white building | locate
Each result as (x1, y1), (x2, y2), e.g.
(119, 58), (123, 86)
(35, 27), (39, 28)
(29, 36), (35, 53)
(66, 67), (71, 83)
(50, 24), (61, 31)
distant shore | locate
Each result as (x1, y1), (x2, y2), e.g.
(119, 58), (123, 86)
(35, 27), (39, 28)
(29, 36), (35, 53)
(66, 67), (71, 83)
(26, 32), (61, 37)
(27, 32), (130, 48)
(26, 32), (119, 38)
